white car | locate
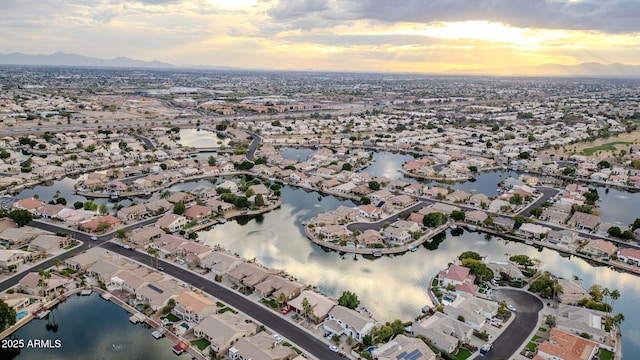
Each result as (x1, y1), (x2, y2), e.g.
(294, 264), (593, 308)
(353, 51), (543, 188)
(507, 304), (517, 312)
(329, 345), (339, 352)
(90, 236), (98, 241)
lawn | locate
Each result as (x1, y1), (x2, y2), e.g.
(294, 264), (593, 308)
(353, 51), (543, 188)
(538, 327), (547, 332)
(162, 313), (180, 322)
(531, 335), (542, 342)
(291, 347), (302, 355)
(218, 306), (236, 314)
(526, 342), (537, 352)
(190, 338), (211, 351)
(261, 299), (278, 309)
(599, 349), (614, 360)
(432, 277), (439, 287)
(582, 141), (632, 156)
(454, 348), (472, 360)
(216, 301), (225, 308)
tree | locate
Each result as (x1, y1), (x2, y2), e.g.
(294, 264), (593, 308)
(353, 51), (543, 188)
(529, 207), (543, 218)
(584, 189), (599, 206)
(99, 203), (109, 215)
(97, 222), (111, 232)
(631, 218), (640, 230)
(341, 163), (352, 171)
(422, 212), (448, 228)
(460, 259), (494, 284)
(338, 290), (360, 310)
(589, 285), (604, 302)
(509, 193), (524, 206)
(368, 181), (380, 191)
(0, 299), (17, 331)
(597, 160), (611, 169)
(7, 209), (34, 227)
(607, 226), (622, 238)
(173, 203), (185, 215)
(208, 155), (217, 166)
(450, 210), (465, 221)
(277, 292), (287, 308)
(518, 151), (530, 160)
(254, 194), (265, 207)
(188, 232), (198, 240)
(159, 163), (167, 171)
(509, 255), (535, 268)
(73, 201), (84, 210)
(147, 248), (159, 268)
(115, 229), (126, 242)
(459, 251), (482, 261)
(530, 273), (562, 298)
(301, 297), (314, 321)
(360, 196), (371, 205)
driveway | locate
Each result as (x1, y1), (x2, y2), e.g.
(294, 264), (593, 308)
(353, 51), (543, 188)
(483, 289), (543, 360)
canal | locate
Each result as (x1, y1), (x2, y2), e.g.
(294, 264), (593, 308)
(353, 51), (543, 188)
(5, 293), (187, 360)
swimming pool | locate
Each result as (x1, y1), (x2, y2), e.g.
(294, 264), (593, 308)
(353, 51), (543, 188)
(16, 311), (28, 321)
(180, 323), (189, 330)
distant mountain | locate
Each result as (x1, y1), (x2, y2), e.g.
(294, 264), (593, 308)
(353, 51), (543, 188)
(442, 62), (640, 77)
(0, 52), (174, 69)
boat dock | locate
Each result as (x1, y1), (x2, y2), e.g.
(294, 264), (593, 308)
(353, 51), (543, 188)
(80, 289), (93, 296)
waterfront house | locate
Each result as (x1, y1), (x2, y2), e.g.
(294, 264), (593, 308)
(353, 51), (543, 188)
(518, 223), (551, 239)
(469, 193), (491, 208)
(173, 291), (217, 323)
(0, 249), (32, 270)
(382, 226), (411, 245)
(371, 334), (437, 360)
(324, 305), (375, 342)
(582, 240), (618, 259)
(557, 278), (590, 305)
(217, 180), (239, 193)
(466, 210), (488, 224)
(144, 199), (173, 215)
(183, 204), (213, 220)
(617, 248), (640, 265)
(556, 305), (609, 346)
(12, 197), (45, 212)
(228, 332), (296, 360)
(370, 189), (394, 203)
(193, 312), (256, 356)
(567, 212), (600, 231)
(34, 204), (65, 219)
(439, 264), (476, 288)
(536, 328), (599, 360)
(254, 275), (304, 300)
(117, 204), (148, 221)
(167, 191), (195, 206)
(542, 203), (572, 224)
(389, 194), (415, 208)
(18, 271), (72, 297)
(155, 213), (188, 232)
(547, 230), (578, 249)
(423, 202), (460, 215)
(414, 312), (472, 351)
(227, 262), (279, 292)
(446, 190), (471, 203)
(199, 251), (242, 275)
(136, 280), (184, 311)
(355, 229), (384, 247)
(205, 199), (234, 213)
(485, 261), (524, 283)
(425, 187), (448, 198)
(178, 241), (213, 262)
(488, 199), (511, 213)
(443, 297), (498, 330)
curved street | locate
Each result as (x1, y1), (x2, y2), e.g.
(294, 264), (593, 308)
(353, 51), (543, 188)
(487, 289), (544, 360)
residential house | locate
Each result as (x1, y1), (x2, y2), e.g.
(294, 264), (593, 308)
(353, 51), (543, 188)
(167, 191), (195, 205)
(144, 199), (173, 215)
(371, 334), (437, 360)
(254, 275), (304, 301)
(28, 234), (69, 253)
(12, 198), (45, 212)
(183, 205), (213, 220)
(288, 290), (337, 323)
(150, 234), (187, 257)
(324, 305), (375, 342)
(556, 305), (609, 346)
(413, 312), (473, 353)
(199, 251), (242, 275)
(173, 291), (217, 323)
(193, 313), (256, 355)
(518, 223), (551, 239)
(117, 204), (148, 221)
(64, 248), (104, 271)
(617, 248), (640, 265)
(466, 210), (488, 224)
(536, 328), (599, 360)
(18, 271), (72, 297)
(469, 193), (491, 208)
(382, 226), (411, 246)
(355, 229), (384, 247)
(227, 263), (279, 292)
(129, 226), (164, 246)
(567, 212), (600, 231)
(357, 204), (383, 219)
(155, 213), (188, 232)
(446, 190), (471, 203)
(228, 331), (296, 360)
(389, 194), (414, 208)
(438, 264), (476, 288)
(547, 230), (578, 249)
(582, 240), (618, 259)
(443, 297), (498, 330)
(80, 215), (121, 233)
(0, 249), (33, 270)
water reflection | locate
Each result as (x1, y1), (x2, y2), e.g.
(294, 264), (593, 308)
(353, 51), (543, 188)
(177, 128), (230, 148)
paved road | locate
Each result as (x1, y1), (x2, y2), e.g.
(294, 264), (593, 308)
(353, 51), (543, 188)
(0, 218), (158, 292)
(519, 186), (560, 217)
(486, 289), (543, 360)
(246, 131), (262, 160)
(135, 134), (156, 150)
(102, 243), (343, 360)
(0, 218), (342, 360)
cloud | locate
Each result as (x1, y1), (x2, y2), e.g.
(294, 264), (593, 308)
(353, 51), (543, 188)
(267, 0), (640, 33)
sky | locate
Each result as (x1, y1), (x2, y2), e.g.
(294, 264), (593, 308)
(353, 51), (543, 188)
(1, 0), (639, 74)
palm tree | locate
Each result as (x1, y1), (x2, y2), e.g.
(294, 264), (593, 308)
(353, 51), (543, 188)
(277, 292), (287, 309)
(147, 248), (158, 269)
(610, 289), (620, 313)
(38, 268), (51, 298)
(53, 258), (61, 272)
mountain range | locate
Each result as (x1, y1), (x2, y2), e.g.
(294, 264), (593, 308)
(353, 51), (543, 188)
(0, 52), (173, 69)
(1, 52), (639, 77)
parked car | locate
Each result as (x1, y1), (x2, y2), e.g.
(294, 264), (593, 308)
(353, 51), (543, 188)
(329, 345), (339, 353)
(507, 304), (517, 312)
(90, 236), (98, 241)
(282, 307), (291, 315)
(157, 266), (164, 271)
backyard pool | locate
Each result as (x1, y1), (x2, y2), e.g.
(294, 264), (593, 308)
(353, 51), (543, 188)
(16, 311), (28, 321)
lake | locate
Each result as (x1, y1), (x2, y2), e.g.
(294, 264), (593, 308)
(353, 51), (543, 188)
(5, 293), (187, 360)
